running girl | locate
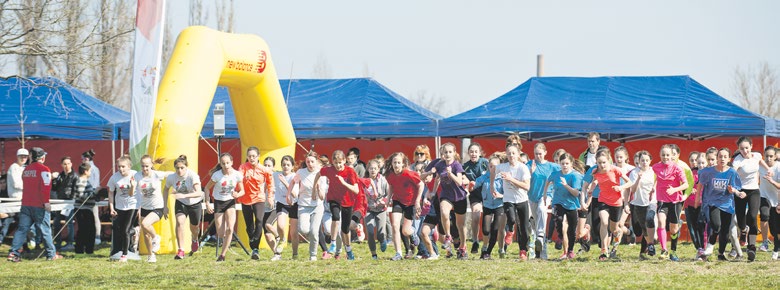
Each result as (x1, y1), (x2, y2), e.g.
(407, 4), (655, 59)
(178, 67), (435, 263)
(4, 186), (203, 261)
(237, 146), (274, 260)
(527, 143), (560, 260)
(652, 144), (689, 261)
(590, 150), (633, 260)
(135, 155), (171, 263)
(491, 144), (532, 260)
(759, 146), (780, 259)
(463, 143), (489, 255)
(314, 150), (360, 260)
(385, 152), (424, 260)
(365, 159), (390, 259)
(732, 136), (773, 261)
(696, 147), (746, 261)
(424, 143), (470, 259)
(474, 155), (505, 259)
(684, 153), (707, 260)
(628, 151), (657, 260)
(106, 155), (136, 262)
(203, 153), (243, 262)
(612, 146), (635, 245)
(272, 155), (299, 261)
(288, 151), (326, 261)
(545, 153), (584, 260)
(163, 154), (204, 260)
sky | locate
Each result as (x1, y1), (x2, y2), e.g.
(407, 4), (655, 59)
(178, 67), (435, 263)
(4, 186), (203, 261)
(167, 0), (780, 117)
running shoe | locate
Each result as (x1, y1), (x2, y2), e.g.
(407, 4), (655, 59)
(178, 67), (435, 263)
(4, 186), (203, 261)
(760, 240), (770, 252)
(482, 253), (491, 260)
(310, 256), (317, 261)
(118, 255), (127, 263)
(555, 240), (563, 250)
(567, 251), (576, 260)
(471, 241), (480, 254)
(696, 248), (705, 261)
(443, 235), (453, 250)
(174, 249), (185, 260)
(598, 253), (608, 261)
(356, 224), (365, 242)
(740, 227), (748, 247)
(647, 244), (656, 256)
(609, 242), (619, 259)
(276, 241), (286, 255)
(639, 253), (648, 261)
(772, 251), (779, 260)
(458, 248), (468, 260)
(558, 252), (569, 260)
(191, 240), (199, 253)
(519, 250), (528, 261)
(391, 253), (403, 261)
(660, 250), (669, 260)
(669, 251), (679, 262)
(271, 254), (282, 261)
(60, 244), (75, 252)
(216, 255), (225, 262)
(380, 240), (387, 252)
(747, 244), (756, 262)
(251, 249), (260, 260)
(405, 250), (415, 259)
(346, 250), (355, 260)
(535, 238), (543, 257)
(480, 251), (489, 260)
(328, 243), (337, 254)
(428, 253), (440, 260)
(579, 238), (591, 253)
(528, 249), (536, 259)
(499, 249), (506, 259)
(729, 248), (738, 258)
(717, 254), (728, 261)
(151, 235), (161, 253)
(704, 244), (714, 256)
(334, 254), (341, 260)
(7, 253), (20, 262)
(504, 231), (515, 246)
(371, 254), (378, 260)
(147, 254), (157, 263)
(46, 254), (63, 261)
(321, 251), (332, 260)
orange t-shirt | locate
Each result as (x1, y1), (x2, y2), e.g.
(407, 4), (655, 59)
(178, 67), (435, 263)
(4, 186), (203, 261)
(594, 167), (625, 207)
(238, 162), (272, 205)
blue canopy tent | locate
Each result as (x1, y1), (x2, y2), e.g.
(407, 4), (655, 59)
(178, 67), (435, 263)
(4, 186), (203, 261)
(202, 78), (442, 139)
(0, 77), (129, 140)
(439, 76), (779, 142)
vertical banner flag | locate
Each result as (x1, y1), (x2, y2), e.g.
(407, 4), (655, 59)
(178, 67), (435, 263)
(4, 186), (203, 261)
(130, 0), (166, 169)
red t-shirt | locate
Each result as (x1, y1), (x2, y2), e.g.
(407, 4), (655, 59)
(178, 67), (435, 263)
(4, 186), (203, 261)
(386, 169), (422, 206)
(353, 178), (371, 217)
(22, 162), (52, 208)
(321, 166), (359, 207)
(594, 167), (624, 207)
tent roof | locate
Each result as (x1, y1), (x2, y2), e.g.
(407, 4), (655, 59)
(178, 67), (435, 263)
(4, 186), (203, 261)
(440, 76), (777, 140)
(202, 78), (442, 139)
(0, 77), (129, 140)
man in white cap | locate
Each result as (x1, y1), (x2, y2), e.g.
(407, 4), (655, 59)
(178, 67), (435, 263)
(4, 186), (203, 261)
(7, 147), (61, 261)
(6, 148), (29, 199)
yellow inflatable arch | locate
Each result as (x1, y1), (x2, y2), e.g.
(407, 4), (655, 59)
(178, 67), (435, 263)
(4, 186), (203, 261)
(144, 26), (296, 254)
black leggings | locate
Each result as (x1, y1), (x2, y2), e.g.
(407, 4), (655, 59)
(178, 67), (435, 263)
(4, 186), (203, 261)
(242, 202), (265, 249)
(555, 205), (578, 253)
(505, 201), (530, 251)
(482, 207), (505, 254)
(329, 202), (354, 235)
(708, 207), (733, 255)
(685, 206), (706, 249)
(75, 209), (96, 254)
(112, 209), (136, 256)
(770, 208), (780, 252)
(734, 189), (760, 238)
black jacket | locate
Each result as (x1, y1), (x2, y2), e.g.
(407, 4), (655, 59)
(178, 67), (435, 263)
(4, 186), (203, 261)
(52, 171), (79, 200)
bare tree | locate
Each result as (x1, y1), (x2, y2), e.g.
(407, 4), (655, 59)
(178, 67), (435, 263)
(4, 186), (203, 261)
(189, 0), (208, 26)
(215, 0), (234, 33)
(411, 89), (448, 116)
(311, 52), (333, 79)
(88, 0), (134, 110)
(734, 62), (780, 118)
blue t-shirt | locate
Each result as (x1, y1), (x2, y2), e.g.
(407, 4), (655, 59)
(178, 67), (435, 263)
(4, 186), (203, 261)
(699, 167), (742, 214)
(527, 160), (561, 203)
(583, 166), (601, 199)
(550, 170), (583, 211)
(475, 173), (503, 210)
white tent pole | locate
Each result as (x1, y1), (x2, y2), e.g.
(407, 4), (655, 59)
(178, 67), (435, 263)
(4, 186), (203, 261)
(111, 139), (116, 174)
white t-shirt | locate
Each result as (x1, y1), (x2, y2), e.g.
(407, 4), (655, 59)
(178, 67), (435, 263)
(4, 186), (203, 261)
(629, 168), (655, 207)
(733, 152), (761, 190)
(88, 161), (100, 189)
(759, 163), (780, 207)
(134, 171), (167, 210)
(274, 171), (298, 205)
(7, 163), (24, 199)
(495, 162), (531, 204)
(296, 168), (325, 208)
(107, 170), (137, 210)
(165, 169), (203, 205)
(586, 152), (597, 167)
(210, 169), (242, 201)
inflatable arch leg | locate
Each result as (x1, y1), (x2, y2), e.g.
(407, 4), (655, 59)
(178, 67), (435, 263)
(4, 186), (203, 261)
(143, 26), (296, 254)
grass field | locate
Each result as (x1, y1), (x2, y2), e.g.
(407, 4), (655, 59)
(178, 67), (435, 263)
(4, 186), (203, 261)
(2, 239), (779, 289)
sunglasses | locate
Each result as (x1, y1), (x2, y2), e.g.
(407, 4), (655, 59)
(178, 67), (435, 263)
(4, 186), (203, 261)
(415, 152), (425, 156)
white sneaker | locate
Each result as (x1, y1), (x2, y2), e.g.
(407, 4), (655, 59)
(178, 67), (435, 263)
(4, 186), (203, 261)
(95, 238), (102, 245)
(729, 248), (738, 258)
(428, 253), (439, 260)
(270, 254), (282, 261)
(773, 251), (779, 260)
(118, 255), (128, 262)
(27, 240), (36, 249)
(147, 254), (157, 263)
(151, 235), (161, 253)
(704, 244), (715, 256)
(310, 256), (317, 261)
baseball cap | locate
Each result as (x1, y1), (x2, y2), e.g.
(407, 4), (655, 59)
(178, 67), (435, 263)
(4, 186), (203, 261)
(30, 147), (47, 160)
(16, 148), (29, 156)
